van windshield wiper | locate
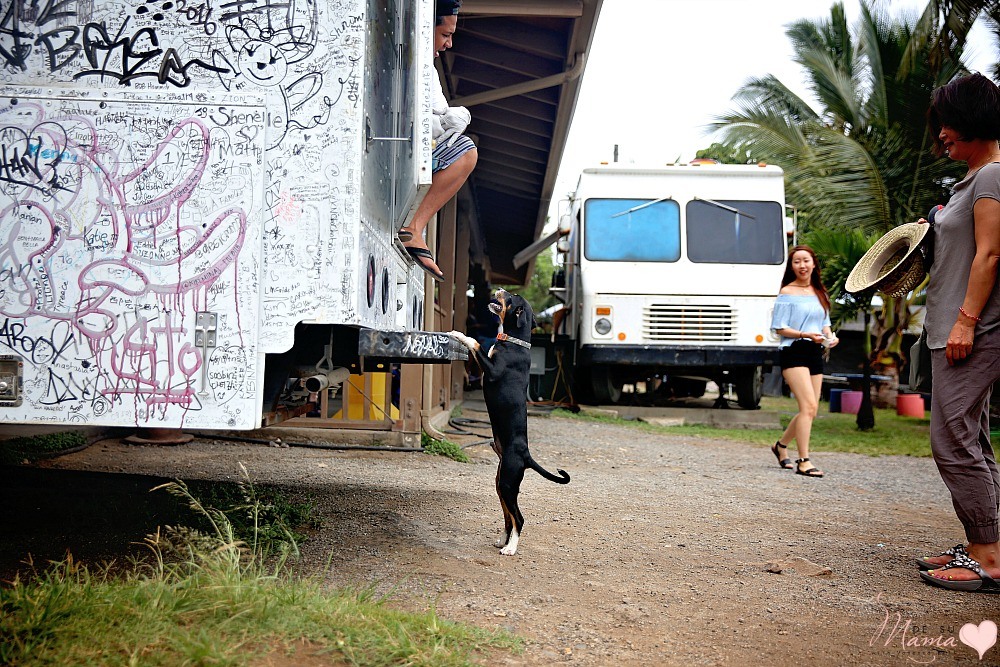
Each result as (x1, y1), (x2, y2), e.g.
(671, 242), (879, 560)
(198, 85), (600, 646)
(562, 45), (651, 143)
(611, 196), (673, 218)
(693, 197), (756, 219)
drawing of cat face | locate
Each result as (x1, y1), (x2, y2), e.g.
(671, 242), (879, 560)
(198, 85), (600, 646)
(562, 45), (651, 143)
(237, 41), (288, 86)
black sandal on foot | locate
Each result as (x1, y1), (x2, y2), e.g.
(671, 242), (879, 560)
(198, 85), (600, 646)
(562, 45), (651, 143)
(771, 441), (793, 469)
(397, 228), (414, 243)
(795, 458), (824, 478)
(404, 246), (444, 282)
(916, 544), (968, 570)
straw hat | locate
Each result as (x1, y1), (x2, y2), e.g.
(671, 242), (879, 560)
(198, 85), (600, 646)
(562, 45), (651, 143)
(845, 222), (931, 297)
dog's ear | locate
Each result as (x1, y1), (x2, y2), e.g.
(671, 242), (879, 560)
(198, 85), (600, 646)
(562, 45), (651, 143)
(515, 306), (525, 329)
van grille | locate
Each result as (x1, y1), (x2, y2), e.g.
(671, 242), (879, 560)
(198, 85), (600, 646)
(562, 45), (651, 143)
(643, 304), (736, 342)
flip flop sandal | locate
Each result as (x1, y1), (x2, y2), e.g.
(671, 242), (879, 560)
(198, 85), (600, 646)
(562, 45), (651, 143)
(795, 457), (823, 478)
(405, 246), (444, 282)
(919, 552), (1000, 593)
(397, 228), (414, 243)
(916, 544), (967, 570)
(771, 441), (793, 469)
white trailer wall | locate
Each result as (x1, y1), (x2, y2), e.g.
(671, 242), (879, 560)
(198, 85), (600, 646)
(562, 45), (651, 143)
(0, 0), (432, 427)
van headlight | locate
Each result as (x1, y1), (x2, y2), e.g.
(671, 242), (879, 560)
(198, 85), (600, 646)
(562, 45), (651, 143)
(594, 317), (612, 335)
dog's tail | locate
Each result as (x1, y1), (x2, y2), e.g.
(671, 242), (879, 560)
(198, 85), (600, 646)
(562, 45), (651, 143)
(529, 459), (571, 484)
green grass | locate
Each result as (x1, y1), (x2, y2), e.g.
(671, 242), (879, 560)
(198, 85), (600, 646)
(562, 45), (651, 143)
(555, 395), (933, 457)
(0, 465), (519, 667)
(0, 560), (518, 666)
(421, 433), (471, 463)
(182, 478), (321, 551)
(0, 431), (87, 465)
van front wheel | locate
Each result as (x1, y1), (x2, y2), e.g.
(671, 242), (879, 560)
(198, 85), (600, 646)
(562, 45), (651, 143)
(734, 366), (763, 409)
(590, 366), (623, 405)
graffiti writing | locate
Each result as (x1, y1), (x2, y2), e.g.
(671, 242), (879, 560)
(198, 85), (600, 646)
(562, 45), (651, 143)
(75, 20), (229, 86)
(0, 97), (260, 424)
(401, 333), (450, 357)
(0, 316), (74, 364)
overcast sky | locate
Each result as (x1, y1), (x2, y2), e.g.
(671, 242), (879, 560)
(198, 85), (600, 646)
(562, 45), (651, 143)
(548, 0), (996, 220)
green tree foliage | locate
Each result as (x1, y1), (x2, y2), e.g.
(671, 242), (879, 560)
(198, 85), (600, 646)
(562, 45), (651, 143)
(694, 142), (761, 164)
(714, 2), (965, 235)
(803, 226), (880, 329)
(497, 248), (558, 315)
(913, 1), (1000, 79)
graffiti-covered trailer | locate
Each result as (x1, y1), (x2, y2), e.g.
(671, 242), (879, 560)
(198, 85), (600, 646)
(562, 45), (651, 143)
(0, 0), (465, 429)
(553, 163), (789, 408)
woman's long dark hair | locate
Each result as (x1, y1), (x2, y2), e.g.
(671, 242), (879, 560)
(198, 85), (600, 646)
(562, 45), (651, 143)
(781, 245), (831, 314)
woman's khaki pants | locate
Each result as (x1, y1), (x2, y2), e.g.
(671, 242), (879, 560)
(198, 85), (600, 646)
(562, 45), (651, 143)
(931, 327), (1000, 544)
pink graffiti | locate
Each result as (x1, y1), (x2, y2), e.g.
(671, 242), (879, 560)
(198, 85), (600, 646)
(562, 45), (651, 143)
(0, 105), (248, 415)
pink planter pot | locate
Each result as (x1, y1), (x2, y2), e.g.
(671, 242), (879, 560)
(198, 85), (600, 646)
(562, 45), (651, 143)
(896, 393), (925, 418)
(841, 391), (863, 415)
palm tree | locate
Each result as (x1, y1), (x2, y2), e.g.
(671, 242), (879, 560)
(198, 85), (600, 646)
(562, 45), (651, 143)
(911, 0), (999, 78)
(715, 2), (964, 231)
(712, 1), (969, 423)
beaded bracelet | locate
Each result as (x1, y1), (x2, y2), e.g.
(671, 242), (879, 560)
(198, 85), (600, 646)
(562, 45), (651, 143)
(959, 306), (982, 322)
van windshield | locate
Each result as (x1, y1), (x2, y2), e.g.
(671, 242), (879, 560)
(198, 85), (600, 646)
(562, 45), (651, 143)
(686, 199), (784, 264)
(584, 198), (681, 262)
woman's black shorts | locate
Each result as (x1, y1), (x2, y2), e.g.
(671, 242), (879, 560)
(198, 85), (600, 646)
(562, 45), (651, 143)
(779, 339), (824, 375)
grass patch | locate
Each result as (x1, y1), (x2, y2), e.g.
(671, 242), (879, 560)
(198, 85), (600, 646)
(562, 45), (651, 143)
(0, 431), (88, 466)
(0, 464), (519, 666)
(554, 396), (932, 457)
(0, 431), (87, 465)
(0, 559), (518, 666)
(421, 433), (471, 463)
(182, 478), (321, 550)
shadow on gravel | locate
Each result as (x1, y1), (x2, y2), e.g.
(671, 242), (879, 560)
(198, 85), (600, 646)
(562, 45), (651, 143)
(0, 465), (455, 584)
(0, 466), (182, 581)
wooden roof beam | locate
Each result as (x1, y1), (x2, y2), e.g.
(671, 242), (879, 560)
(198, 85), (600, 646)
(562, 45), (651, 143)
(460, 0), (583, 18)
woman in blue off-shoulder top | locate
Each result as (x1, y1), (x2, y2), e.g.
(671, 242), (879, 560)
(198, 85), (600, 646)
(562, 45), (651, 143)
(769, 245), (838, 478)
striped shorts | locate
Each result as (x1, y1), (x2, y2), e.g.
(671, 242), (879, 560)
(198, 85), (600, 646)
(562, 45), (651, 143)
(432, 135), (476, 172)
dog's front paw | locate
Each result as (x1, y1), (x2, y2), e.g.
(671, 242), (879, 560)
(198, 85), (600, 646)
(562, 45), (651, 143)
(446, 330), (478, 351)
(498, 530), (519, 556)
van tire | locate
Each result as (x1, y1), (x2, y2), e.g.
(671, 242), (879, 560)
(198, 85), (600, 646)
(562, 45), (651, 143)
(590, 366), (623, 405)
(734, 366), (763, 409)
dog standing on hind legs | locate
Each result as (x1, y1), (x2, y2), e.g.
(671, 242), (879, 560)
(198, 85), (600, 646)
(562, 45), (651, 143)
(448, 289), (571, 555)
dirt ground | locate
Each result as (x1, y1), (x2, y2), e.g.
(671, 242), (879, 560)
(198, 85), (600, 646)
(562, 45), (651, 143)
(3, 406), (1000, 666)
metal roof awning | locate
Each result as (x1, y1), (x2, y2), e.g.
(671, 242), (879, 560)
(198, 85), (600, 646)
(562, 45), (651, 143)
(443, 0), (603, 284)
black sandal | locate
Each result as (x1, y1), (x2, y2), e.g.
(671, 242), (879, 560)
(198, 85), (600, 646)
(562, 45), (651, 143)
(404, 246), (445, 282)
(771, 441), (793, 469)
(795, 457), (824, 478)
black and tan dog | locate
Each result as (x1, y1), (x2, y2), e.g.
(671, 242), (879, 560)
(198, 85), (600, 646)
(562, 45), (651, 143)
(449, 289), (570, 555)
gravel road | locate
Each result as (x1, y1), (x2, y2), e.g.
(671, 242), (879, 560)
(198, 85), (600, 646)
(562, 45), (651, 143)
(5, 408), (1000, 666)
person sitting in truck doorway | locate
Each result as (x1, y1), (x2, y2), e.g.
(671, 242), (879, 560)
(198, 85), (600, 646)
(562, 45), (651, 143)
(397, 0), (478, 283)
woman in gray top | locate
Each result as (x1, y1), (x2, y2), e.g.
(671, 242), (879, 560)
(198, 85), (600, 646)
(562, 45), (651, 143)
(918, 73), (1000, 593)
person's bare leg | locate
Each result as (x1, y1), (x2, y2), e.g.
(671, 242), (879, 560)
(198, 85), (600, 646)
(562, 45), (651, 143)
(780, 366), (820, 472)
(777, 414), (798, 449)
(400, 149), (477, 276)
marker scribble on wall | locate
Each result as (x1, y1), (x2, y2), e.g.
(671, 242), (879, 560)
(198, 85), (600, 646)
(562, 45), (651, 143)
(0, 97), (260, 424)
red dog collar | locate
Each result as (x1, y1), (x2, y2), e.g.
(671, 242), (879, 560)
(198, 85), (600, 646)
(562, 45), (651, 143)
(496, 332), (531, 349)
